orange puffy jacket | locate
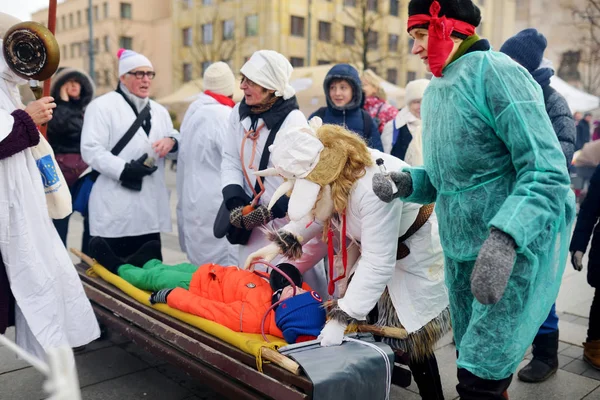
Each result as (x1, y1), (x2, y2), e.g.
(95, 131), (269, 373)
(167, 264), (295, 337)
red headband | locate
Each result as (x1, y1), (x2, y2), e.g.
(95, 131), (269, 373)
(407, 1), (476, 77)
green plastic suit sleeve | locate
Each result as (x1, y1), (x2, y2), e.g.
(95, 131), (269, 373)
(401, 166), (438, 205)
(484, 60), (571, 249)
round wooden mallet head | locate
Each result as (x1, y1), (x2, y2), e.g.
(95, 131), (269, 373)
(2, 21), (60, 81)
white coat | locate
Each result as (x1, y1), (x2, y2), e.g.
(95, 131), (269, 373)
(283, 150), (449, 333)
(221, 103), (328, 297)
(81, 91), (177, 238)
(177, 93), (237, 266)
(0, 46), (100, 360)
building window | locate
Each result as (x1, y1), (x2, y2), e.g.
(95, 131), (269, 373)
(70, 43), (77, 58)
(183, 0), (193, 8)
(203, 0), (213, 4)
(120, 3), (132, 19)
(290, 16), (305, 37)
(119, 36), (133, 49)
(77, 11), (81, 26)
(389, 0), (399, 16)
(290, 57), (304, 67)
(94, 38), (99, 54)
(104, 69), (111, 87)
(93, 5), (99, 21)
(318, 21), (331, 42)
(202, 61), (211, 74)
(104, 35), (110, 52)
(183, 63), (193, 82)
(388, 34), (398, 52)
(103, 2), (109, 18)
(222, 20), (234, 40)
(81, 41), (88, 56)
(62, 45), (68, 59)
(367, 0), (378, 11)
(406, 71), (417, 82)
(245, 15), (258, 37)
(317, 59), (330, 65)
(344, 0), (357, 6)
(182, 27), (193, 47)
(69, 13), (73, 28)
(344, 26), (355, 45)
(367, 31), (378, 50)
(202, 23), (213, 43)
(61, 15), (66, 31)
(408, 37), (415, 53)
(386, 68), (398, 84)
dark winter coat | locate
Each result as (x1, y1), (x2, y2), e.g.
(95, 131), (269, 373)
(309, 64), (383, 151)
(542, 85), (576, 166)
(576, 119), (591, 153)
(570, 164), (600, 287)
(47, 67), (95, 154)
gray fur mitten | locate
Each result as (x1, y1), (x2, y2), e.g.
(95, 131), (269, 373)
(372, 171), (413, 203)
(471, 228), (517, 305)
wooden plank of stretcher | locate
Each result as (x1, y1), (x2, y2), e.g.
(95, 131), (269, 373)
(75, 263), (312, 394)
(83, 282), (308, 400)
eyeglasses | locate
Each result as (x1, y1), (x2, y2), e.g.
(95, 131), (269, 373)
(240, 75), (258, 88)
(127, 71), (156, 80)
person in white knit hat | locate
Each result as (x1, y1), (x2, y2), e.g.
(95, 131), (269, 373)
(218, 50), (328, 298)
(381, 79), (429, 166)
(177, 61), (238, 266)
(81, 48), (179, 268)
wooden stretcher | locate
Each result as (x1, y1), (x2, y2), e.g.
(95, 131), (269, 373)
(73, 251), (412, 399)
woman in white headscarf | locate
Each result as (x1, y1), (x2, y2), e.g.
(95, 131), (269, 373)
(220, 50), (327, 297)
(0, 22), (100, 360)
(381, 79), (429, 166)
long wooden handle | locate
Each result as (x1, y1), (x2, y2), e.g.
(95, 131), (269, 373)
(261, 347), (301, 375)
(39, 0), (58, 138)
(70, 248), (95, 267)
(355, 325), (408, 340)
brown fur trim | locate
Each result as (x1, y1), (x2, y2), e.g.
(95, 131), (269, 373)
(266, 229), (303, 260)
(376, 288), (451, 362)
(325, 300), (360, 325)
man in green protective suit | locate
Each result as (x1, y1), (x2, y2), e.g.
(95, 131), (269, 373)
(372, 0), (575, 398)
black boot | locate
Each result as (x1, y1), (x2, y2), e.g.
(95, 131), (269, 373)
(457, 368), (512, 400)
(88, 237), (126, 273)
(408, 354), (445, 400)
(517, 330), (559, 383)
(124, 240), (163, 267)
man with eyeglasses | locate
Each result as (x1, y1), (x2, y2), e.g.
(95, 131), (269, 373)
(82, 48), (179, 267)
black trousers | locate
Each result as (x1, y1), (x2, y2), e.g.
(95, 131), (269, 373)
(97, 233), (162, 259)
(588, 288), (600, 341)
(407, 354), (445, 400)
(53, 213), (91, 255)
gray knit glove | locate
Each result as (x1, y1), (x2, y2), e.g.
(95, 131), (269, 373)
(471, 228), (517, 305)
(372, 171), (413, 203)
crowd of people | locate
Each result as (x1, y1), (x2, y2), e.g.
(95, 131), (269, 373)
(2, 0), (600, 399)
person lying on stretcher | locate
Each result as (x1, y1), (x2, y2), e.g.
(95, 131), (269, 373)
(92, 240), (326, 344)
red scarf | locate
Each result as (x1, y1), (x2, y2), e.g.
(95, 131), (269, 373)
(407, 0), (476, 77)
(205, 90), (235, 108)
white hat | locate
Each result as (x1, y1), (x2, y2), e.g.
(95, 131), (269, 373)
(240, 50), (296, 100)
(405, 79), (430, 105)
(117, 48), (153, 77)
(203, 61), (235, 97)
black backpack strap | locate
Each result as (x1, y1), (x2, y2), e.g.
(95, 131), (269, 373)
(116, 85), (152, 134)
(110, 104), (151, 156)
(362, 109), (373, 139)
